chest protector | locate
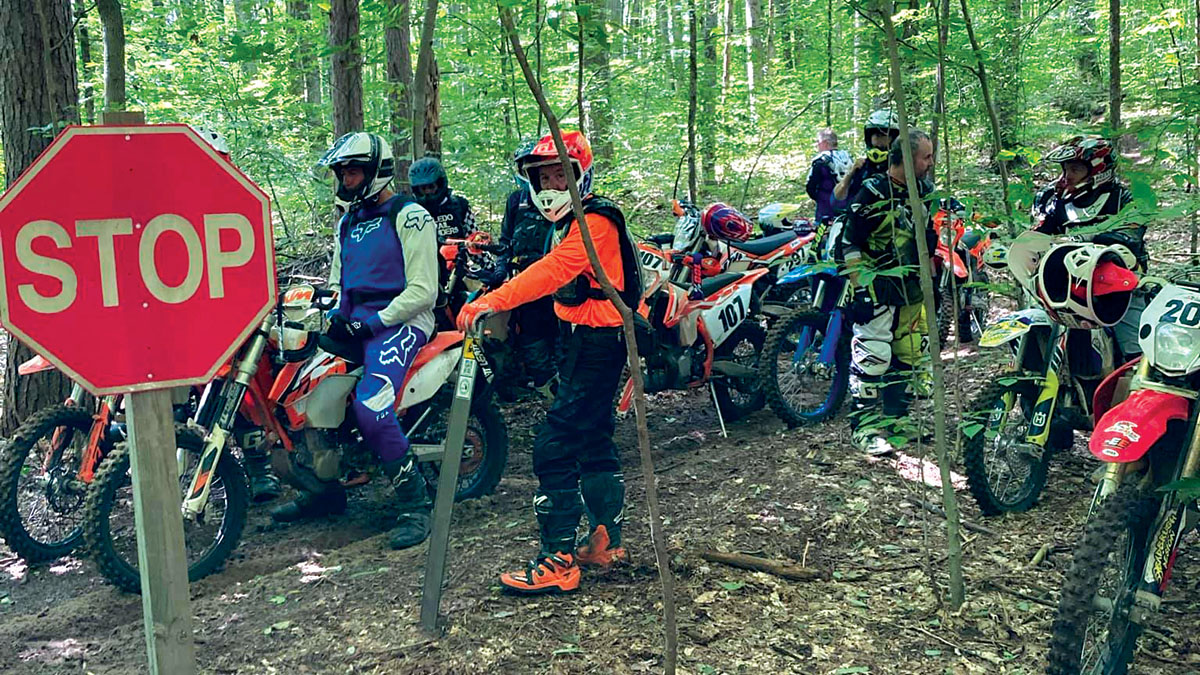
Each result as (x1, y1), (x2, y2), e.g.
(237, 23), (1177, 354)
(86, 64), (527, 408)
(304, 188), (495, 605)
(510, 195), (554, 265)
(338, 195), (417, 295)
(551, 195), (643, 310)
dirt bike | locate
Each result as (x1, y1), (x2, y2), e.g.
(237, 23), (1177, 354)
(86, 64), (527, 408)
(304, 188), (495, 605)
(435, 231), (509, 333)
(83, 283), (508, 592)
(0, 359), (194, 563)
(624, 204), (774, 429)
(650, 199), (821, 311)
(1045, 272), (1200, 674)
(755, 222), (852, 427)
(931, 199), (993, 345)
(963, 232), (1136, 515)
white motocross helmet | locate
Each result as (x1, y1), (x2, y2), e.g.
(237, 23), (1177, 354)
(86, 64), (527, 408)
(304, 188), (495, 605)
(191, 125), (230, 156)
(317, 132), (395, 211)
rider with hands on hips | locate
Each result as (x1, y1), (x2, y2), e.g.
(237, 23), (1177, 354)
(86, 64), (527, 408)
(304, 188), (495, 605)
(271, 132), (439, 552)
(457, 130), (641, 595)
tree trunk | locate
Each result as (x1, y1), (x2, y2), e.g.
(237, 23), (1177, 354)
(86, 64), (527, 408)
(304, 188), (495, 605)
(878, 0), (965, 610)
(688, 0), (698, 201)
(423, 54), (441, 156)
(959, 0), (1014, 229)
(581, 0), (615, 168)
(0, 0), (78, 433)
(701, 0), (719, 185)
(852, 11), (862, 120)
(744, 0), (763, 92)
(1072, 0), (1101, 84)
(928, 0), (949, 181)
(1108, 0), (1120, 134)
(1192, 0), (1199, 261)
(657, 0), (676, 79)
(992, 0), (1020, 147)
(96, 0), (125, 111)
(330, 0), (364, 137)
(386, 0), (414, 183)
(764, 0), (775, 72)
(75, 0), (94, 124)
(824, 0), (833, 124)
(411, 0), (438, 158)
(721, 0), (733, 101)
(286, 0), (322, 145)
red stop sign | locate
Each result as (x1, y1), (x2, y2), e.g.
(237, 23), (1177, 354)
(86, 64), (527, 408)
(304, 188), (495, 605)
(0, 125), (276, 395)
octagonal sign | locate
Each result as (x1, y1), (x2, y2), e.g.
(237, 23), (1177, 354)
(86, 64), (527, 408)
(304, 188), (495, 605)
(0, 125), (276, 394)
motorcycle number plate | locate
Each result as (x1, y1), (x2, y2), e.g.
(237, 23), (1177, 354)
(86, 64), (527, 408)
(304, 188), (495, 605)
(700, 283), (752, 347)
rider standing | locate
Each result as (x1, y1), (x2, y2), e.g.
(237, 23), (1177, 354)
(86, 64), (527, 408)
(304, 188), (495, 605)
(806, 128), (853, 222)
(1032, 136), (1145, 357)
(499, 138), (559, 400)
(271, 132), (439, 551)
(840, 130), (937, 456)
(457, 131), (640, 594)
(835, 110), (900, 209)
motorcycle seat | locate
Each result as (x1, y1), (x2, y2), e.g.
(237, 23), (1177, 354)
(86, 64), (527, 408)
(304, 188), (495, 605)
(700, 272), (744, 297)
(961, 229), (982, 249)
(727, 231), (798, 256)
(318, 333), (364, 366)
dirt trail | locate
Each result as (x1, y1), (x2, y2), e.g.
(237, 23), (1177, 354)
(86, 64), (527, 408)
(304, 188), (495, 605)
(1, 387), (1198, 674)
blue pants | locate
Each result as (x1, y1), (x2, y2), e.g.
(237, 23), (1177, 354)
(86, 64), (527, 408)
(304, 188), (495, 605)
(352, 323), (428, 464)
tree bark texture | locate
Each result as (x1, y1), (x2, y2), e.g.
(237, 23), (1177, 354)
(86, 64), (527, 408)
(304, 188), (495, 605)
(75, 0), (94, 123)
(423, 54), (441, 156)
(411, 0), (438, 158)
(581, 0), (615, 168)
(701, 0), (719, 185)
(330, 0), (364, 138)
(96, 0), (126, 111)
(0, 0), (78, 433)
(386, 0), (414, 181)
(744, 0), (764, 86)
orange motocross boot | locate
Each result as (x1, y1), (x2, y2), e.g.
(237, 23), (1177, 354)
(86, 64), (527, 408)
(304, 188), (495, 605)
(575, 472), (630, 569)
(500, 488), (583, 595)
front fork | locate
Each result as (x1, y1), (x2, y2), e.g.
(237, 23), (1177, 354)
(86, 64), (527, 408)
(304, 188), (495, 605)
(181, 327), (269, 520)
(983, 329), (1066, 454)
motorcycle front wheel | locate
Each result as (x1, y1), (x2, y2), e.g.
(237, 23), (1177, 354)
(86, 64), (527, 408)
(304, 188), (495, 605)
(1046, 485), (1158, 675)
(0, 404), (98, 562)
(758, 307), (849, 426)
(83, 427), (249, 593)
(961, 377), (1052, 515)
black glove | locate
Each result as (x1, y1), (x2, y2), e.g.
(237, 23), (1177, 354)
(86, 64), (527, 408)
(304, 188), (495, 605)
(327, 315), (373, 342)
(849, 287), (875, 324)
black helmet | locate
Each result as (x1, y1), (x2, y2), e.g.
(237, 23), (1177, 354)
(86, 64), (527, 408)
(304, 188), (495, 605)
(409, 157), (449, 206)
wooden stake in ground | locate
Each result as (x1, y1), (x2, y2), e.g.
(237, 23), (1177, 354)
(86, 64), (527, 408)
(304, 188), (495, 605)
(876, 0), (966, 608)
(497, 7), (678, 673)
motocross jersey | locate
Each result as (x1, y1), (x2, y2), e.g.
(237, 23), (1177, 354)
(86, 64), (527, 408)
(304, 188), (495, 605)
(1032, 183), (1146, 269)
(483, 195), (638, 328)
(806, 149), (853, 221)
(421, 192), (477, 244)
(842, 173), (937, 307)
(329, 194), (438, 338)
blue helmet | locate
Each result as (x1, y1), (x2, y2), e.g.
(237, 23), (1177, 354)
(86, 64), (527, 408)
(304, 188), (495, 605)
(409, 157), (449, 206)
(512, 138), (538, 190)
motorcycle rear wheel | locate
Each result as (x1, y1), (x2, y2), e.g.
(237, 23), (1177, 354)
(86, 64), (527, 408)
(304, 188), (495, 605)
(1046, 485), (1158, 675)
(961, 377), (1052, 515)
(409, 387), (508, 501)
(711, 322), (766, 422)
(83, 427), (249, 593)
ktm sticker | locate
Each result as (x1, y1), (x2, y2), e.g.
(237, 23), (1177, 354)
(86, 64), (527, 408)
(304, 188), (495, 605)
(1105, 420), (1141, 442)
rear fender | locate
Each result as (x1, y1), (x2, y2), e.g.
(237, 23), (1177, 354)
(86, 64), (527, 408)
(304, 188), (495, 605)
(1090, 389), (1190, 462)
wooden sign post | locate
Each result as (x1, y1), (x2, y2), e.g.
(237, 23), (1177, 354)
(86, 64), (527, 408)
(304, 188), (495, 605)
(420, 334), (480, 632)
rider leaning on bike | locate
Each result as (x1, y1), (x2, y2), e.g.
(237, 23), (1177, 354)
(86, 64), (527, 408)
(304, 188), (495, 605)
(271, 132), (440, 552)
(1032, 135), (1147, 358)
(458, 130), (639, 595)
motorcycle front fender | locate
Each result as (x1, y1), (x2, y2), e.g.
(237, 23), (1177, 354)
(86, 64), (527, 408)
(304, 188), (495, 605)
(17, 354), (55, 376)
(1090, 389), (1190, 463)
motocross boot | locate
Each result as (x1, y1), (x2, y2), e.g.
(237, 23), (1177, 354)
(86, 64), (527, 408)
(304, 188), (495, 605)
(270, 480), (347, 522)
(500, 489), (582, 594)
(242, 444), (282, 503)
(576, 472), (630, 569)
(383, 457), (432, 550)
